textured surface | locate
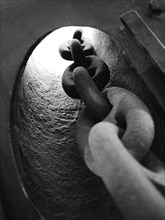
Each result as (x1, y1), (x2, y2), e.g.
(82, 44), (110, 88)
(1, 1), (165, 220)
(12, 27), (123, 220)
(11, 26), (165, 219)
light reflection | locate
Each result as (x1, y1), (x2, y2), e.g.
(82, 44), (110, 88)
(31, 26), (96, 76)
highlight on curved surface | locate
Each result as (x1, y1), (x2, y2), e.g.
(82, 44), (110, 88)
(11, 26), (128, 220)
(10, 25), (165, 220)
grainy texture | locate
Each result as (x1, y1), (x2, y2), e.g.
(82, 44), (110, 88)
(11, 27), (165, 220)
(12, 28), (123, 220)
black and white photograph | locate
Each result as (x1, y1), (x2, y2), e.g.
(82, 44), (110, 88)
(0, 0), (165, 219)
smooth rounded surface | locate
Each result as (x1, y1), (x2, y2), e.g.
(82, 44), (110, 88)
(76, 87), (155, 174)
(73, 29), (83, 41)
(70, 39), (86, 67)
(103, 87), (155, 161)
(59, 32), (94, 60)
(62, 55), (110, 98)
(89, 121), (165, 220)
(73, 67), (112, 122)
(11, 26), (127, 220)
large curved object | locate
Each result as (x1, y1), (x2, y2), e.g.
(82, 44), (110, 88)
(1, 1), (165, 220)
